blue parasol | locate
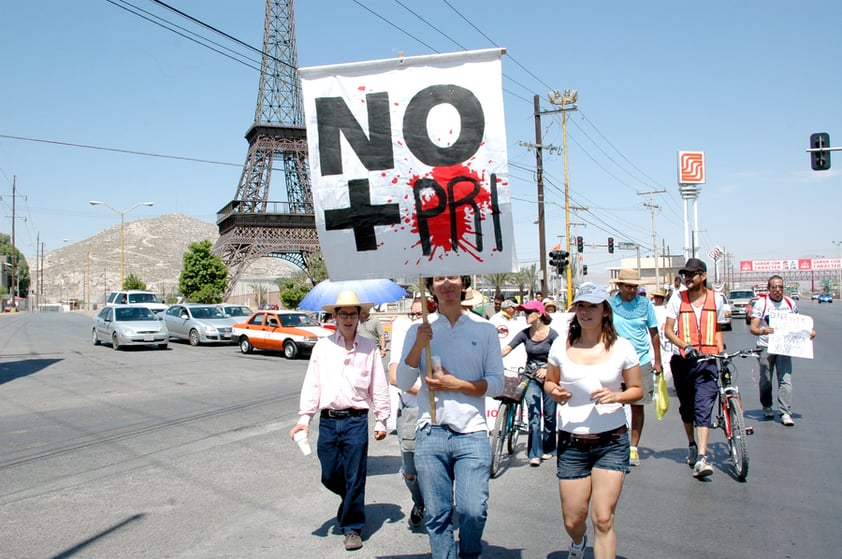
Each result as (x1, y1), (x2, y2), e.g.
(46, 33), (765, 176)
(298, 278), (409, 311)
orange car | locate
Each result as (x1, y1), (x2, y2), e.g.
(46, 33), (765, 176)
(232, 310), (333, 359)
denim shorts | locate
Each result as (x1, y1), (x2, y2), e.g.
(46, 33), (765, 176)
(556, 429), (630, 479)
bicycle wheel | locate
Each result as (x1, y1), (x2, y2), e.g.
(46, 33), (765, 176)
(507, 400), (522, 454)
(490, 401), (510, 478)
(727, 396), (750, 481)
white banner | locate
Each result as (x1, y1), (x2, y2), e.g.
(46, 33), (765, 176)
(300, 49), (516, 280)
(768, 311), (814, 359)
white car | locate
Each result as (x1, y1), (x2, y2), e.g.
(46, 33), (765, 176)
(716, 292), (732, 331)
(92, 304), (168, 350)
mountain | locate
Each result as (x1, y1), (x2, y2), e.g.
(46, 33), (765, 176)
(38, 214), (295, 305)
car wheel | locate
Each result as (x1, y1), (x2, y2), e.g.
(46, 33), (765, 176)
(92, 328), (100, 346)
(189, 329), (201, 346)
(112, 333), (121, 350)
(158, 343), (168, 349)
(239, 336), (253, 354)
(283, 340), (299, 359)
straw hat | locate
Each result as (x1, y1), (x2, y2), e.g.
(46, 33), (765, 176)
(652, 288), (667, 298)
(322, 290), (374, 314)
(461, 288), (484, 308)
(615, 269), (642, 285)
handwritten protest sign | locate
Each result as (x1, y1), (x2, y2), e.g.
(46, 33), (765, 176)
(768, 311), (814, 359)
(300, 49), (516, 280)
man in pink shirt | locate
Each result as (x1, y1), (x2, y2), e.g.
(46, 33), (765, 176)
(289, 291), (391, 552)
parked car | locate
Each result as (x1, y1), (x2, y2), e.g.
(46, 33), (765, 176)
(92, 304), (168, 350)
(106, 290), (168, 314)
(819, 293), (833, 304)
(162, 304), (236, 345)
(715, 292), (732, 331)
(232, 310), (332, 358)
(216, 304), (253, 319)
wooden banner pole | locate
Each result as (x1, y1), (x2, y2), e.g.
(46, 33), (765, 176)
(418, 277), (437, 424)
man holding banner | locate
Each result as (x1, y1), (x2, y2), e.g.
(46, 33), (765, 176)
(749, 275), (816, 426)
(398, 275), (504, 559)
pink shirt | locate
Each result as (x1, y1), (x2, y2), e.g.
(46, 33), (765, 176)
(297, 331), (390, 432)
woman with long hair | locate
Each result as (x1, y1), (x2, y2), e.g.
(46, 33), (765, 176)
(544, 283), (643, 559)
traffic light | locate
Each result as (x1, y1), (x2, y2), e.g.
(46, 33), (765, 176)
(810, 132), (831, 171)
(583, 265), (588, 276)
(576, 236), (584, 253)
(608, 237), (614, 254)
(549, 250), (569, 274)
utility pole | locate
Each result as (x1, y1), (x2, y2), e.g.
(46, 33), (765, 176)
(639, 189), (666, 290)
(548, 89), (579, 305)
(3, 177), (26, 310)
(534, 95), (548, 295)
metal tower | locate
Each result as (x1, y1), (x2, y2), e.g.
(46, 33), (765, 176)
(213, 0), (318, 297)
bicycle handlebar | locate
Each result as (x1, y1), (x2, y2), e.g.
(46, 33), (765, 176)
(695, 348), (762, 362)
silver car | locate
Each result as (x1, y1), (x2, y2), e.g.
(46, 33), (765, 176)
(163, 304), (236, 345)
(216, 304), (254, 320)
(92, 305), (169, 350)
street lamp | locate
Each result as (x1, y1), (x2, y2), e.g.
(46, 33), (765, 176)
(89, 200), (154, 288)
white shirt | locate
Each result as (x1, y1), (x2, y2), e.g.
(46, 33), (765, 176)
(397, 311), (505, 433)
(548, 336), (639, 434)
(389, 316), (420, 407)
(665, 289), (725, 355)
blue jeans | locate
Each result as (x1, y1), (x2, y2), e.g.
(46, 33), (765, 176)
(415, 424), (491, 559)
(316, 415), (369, 536)
(525, 380), (557, 459)
(758, 348), (793, 415)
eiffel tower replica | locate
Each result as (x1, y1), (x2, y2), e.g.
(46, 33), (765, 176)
(213, 0), (319, 298)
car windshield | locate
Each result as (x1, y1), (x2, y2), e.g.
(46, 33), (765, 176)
(115, 307), (157, 321)
(223, 306), (251, 317)
(280, 313), (320, 327)
(192, 306), (226, 319)
(128, 293), (162, 304)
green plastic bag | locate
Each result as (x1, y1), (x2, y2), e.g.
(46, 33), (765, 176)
(654, 373), (670, 420)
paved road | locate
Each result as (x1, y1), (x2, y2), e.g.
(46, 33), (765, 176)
(1, 307), (840, 558)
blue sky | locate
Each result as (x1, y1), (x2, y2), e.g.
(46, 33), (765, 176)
(1, 0), (840, 284)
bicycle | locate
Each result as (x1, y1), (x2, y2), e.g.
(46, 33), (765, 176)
(697, 348), (761, 481)
(489, 368), (536, 478)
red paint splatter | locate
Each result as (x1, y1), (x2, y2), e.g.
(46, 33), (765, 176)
(404, 163), (493, 262)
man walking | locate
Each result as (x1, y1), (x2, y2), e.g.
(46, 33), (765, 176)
(387, 298), (426, 529)
(663, 258), (725, 479)
(289, 291), (391, 551)
(610, 269), (662, 466)
(398, 276), (505, 559)
(749, 275), (815, 426)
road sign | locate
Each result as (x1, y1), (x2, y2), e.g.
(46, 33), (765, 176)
(617, 242), (636, 250)
(708, 245), (723, 261)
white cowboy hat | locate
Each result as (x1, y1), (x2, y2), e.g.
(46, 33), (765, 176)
(461, 288), (484, 308)
(322, 290), (374, 314)
(615, 268), (642, 286)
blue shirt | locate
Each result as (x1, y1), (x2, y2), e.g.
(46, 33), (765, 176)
(609, 293), (658, 366)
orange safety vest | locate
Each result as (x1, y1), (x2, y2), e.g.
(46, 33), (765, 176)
(677, 289), (719, 356)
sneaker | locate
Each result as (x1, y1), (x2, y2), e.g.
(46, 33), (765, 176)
(686, 442), (698, 468)
(693, 456), (713, 478)
(568, 534), (587, 559)
(343, 533), (363, 551)
(529, 457), (541, 467)
(542, 453), (554, 461)
(409, 504), (424, 528)
(763, 407), (774, 418)
(629, 447), (640, 466)
(781, 413), (795, 426)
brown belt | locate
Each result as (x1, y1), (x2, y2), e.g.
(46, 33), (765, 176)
(558, 424), (628, 447)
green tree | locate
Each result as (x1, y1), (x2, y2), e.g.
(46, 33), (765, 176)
(280, 278), (311, 309)
(250, 282), (269, 307)
(0, 233), (30, 297)
(178, 240), (228, 303)
(306, 253), (328, 283)
(123, 274), (146, 290)
(483, 273), (511, 298)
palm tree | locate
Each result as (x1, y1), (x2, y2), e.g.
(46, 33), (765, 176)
(484, 273), (511, 298)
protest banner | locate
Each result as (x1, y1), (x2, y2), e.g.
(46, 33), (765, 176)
(768, 310), (814, 359)
(300, 48), (516, 280)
